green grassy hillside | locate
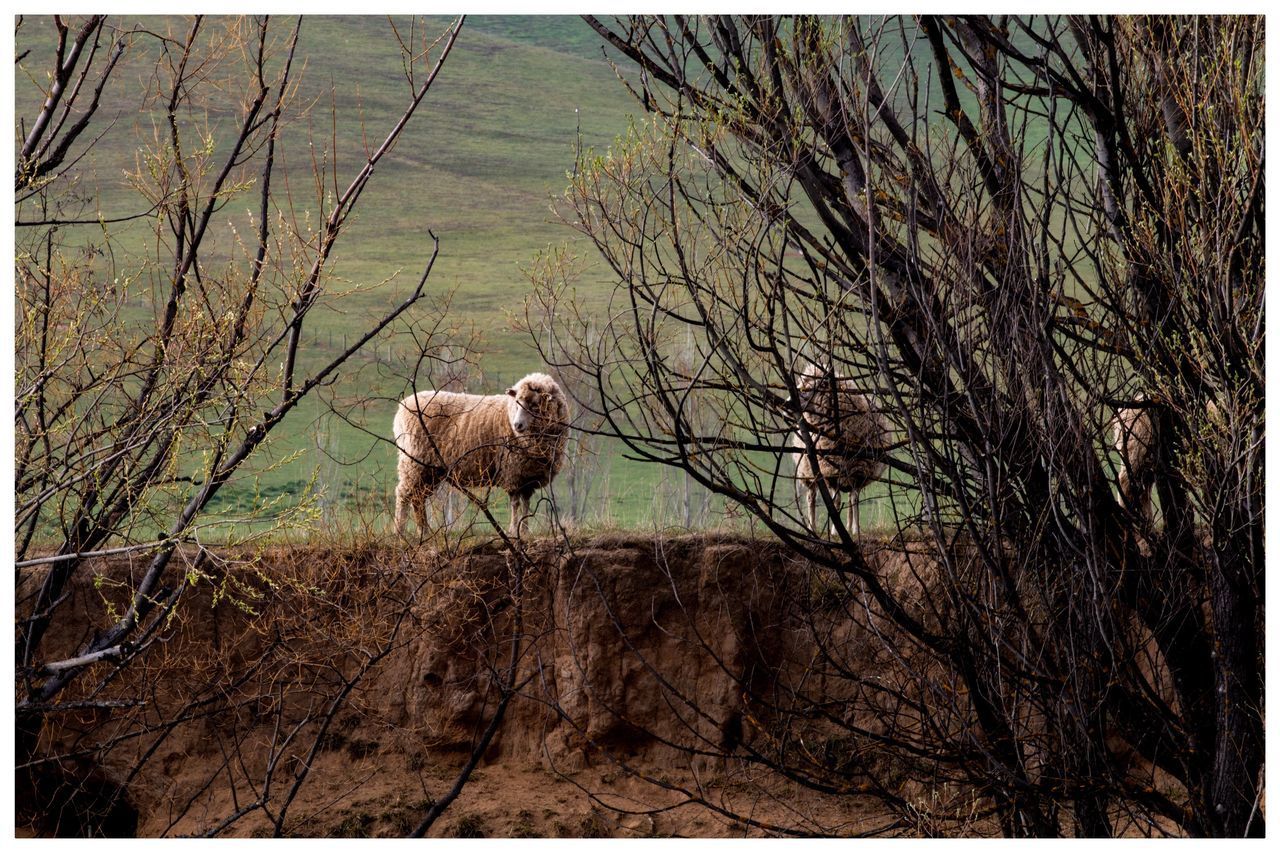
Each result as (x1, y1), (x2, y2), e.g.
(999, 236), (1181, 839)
(269, 16), (745, 532)
(15, 15), (921, 540)
(15, 15), (775, 536)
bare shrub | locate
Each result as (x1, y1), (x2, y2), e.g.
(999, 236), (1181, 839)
(531, 14), (1263, 838)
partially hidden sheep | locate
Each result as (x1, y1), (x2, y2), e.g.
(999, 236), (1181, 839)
(1109, 394), (1159, 526)
(792, 364), (890, 537)
(394, 372), (571, 536)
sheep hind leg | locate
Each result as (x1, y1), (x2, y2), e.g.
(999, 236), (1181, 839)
(395, 477), (417, 538)
(848, 491), (861, 539)
(395, 471), (435, 541)
(394, 488), (408, 536)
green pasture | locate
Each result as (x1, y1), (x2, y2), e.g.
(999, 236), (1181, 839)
(16, 16), (1097, 542)
(15, 15), (767, 537)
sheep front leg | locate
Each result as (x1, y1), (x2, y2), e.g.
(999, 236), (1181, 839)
(828, 491), (843, 538)
(1117, 467), (1133, 516)
(413, 492), (430, 535)
(847, 491), (861, 539)
(509, 491), (531, 537)
(1118, 468), (1155, 529)
(803, 482), (817, 531)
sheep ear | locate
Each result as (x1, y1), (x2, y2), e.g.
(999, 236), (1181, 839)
(506, 388), (516, 397)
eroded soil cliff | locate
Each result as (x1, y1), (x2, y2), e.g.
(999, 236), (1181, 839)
(16, 532), (960, 837)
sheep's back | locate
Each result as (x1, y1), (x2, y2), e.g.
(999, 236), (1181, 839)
(1112, 406), (1157, 472)
(794, 385), (889, 490)
(396, 391), (513, 486)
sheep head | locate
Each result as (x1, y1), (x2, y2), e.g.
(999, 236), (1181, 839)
(505, 372), (568, 438)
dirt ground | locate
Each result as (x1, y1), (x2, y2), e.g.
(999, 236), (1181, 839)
(156, 750), (887, 838)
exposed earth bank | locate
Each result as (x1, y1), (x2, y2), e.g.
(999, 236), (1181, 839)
(18, 532), (960, 837)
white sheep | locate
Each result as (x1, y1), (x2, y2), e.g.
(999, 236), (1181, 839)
(393, 372), (571, 537)
(792, 364), (890, 537)
(1109, 394), (1159, 526)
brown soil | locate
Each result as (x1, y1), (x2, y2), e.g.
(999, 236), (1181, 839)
(16, 532), (962, 838)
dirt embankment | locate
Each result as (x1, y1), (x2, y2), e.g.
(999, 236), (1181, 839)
(18, 532), (940, 838)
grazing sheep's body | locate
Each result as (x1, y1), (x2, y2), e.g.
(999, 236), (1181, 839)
(1110, 395), (1159, 526)
(792, 366), (890, 537)
(394, 372), (570, 536)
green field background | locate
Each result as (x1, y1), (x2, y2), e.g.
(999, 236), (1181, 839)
(14, 16), (930, 539)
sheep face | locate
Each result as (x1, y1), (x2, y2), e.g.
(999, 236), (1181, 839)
(796, 362), (825, 392)
(505, 375), (564, 437)
(505, 386), (531, 435)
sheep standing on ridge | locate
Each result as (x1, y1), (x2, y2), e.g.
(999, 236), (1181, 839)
(792, 365), (890, 538)
(394, 372), (571, 537)
(1110, 394), (1159, 526)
